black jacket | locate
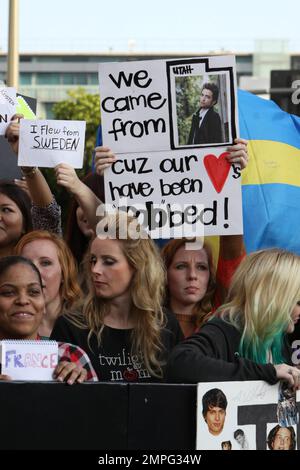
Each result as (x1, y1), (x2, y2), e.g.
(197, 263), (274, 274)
(165, 317), (291, 384)
(188, 107), (222, 145)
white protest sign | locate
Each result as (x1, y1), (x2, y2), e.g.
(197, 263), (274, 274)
(0, 340), (58, 381)
(197, 381), (299, 450)
(0, 87), (16, 136)
(98, 56), (242, 237)
(18, 119), (86, 168)
(104, 148), (242, 236)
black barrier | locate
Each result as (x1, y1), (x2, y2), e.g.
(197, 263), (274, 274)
(128, 383), (196, 450)
(0, 382), (196, 450)
(0, 382), (129, 450)
(2, 382), (299, 452)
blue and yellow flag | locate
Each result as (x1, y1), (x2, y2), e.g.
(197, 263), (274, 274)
(239, 89), (300, 254)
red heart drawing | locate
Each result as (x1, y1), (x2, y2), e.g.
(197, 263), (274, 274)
(203, 152), (231, 193)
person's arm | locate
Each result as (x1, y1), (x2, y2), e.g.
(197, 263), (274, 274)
(20, 167), (53, 208)
(57, 342), (98, 382)
(165, 322), (277, 384)
(5, 115), (53, 207)
(213, 138), (248, 305)
(214, 235), (246, 308)
(6, 115), (62, 234)
(55, 163), (102, 231)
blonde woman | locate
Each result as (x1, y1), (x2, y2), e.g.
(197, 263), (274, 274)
(51, 213), (182, 382)
(166, 249), (300, 388)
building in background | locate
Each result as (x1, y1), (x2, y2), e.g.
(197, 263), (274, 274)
(0, 45), (299, 118)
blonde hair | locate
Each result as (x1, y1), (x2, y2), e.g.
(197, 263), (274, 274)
(161, 238), (216, 328)
(217, 248), (300, 363)
(68, 212), (166, 378)
(14, 230), (82, 312)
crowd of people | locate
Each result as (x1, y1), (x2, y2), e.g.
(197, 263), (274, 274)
(1, 112), (299, 450)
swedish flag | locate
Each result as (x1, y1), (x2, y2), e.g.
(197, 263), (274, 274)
(239, 90), (300, 254)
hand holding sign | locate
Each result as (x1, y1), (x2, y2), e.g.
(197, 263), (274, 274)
(0, 87), (16, 136)
(5, 113), (23, 154)
(226, 137), (249, 169)
(55, 163), (82, 194)
(18, 119), (86, 168)
(53, 360), (88, 384)
(94, 146), (117, 175)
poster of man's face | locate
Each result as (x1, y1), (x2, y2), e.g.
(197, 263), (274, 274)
(197, 381), (299, 450)
(205, 406), (226, 435)
(166, 56), (237, 150)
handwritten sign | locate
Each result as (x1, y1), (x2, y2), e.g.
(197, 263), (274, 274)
(0, 340), (58, 381)
(18, 119), (86, 168)
(0, 87), (16, 136)
(197, 381), (299, 450)
(98, 56), (242, 237)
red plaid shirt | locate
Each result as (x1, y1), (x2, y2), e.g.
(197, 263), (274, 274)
(57, 342), (98, 382)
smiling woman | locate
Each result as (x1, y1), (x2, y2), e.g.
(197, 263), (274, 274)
(14, 230), (82, 338)
(0, 255), (97, 383)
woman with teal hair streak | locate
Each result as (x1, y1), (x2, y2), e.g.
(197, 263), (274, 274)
(166, 248), (300, 389)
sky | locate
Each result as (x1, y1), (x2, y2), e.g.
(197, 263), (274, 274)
(0, 0), (299, 54)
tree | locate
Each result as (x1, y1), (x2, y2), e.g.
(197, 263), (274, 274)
(53, 87), (100, 174)
(44, 88), (100, 228)
(176, 76), (201, 145)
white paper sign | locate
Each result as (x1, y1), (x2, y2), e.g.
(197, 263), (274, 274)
(104, 148), (242, 237)
(18, 119), (86, 168)
(197, 381), (299, 450)
(0, 87), (16, 136)
(98, 56), (242, 237)
(0, 340), (58, 381)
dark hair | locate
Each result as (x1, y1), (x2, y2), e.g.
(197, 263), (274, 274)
(65, 172), (104, 265)
(221, 440), (232, 449)
(234, 429), (244, 439)
(202, 82), (219, 103)
(0, 181), (32, 234)
(0, 255), (43, 287)
(202, 388), (227, 416)
(267, 425), (296, 450)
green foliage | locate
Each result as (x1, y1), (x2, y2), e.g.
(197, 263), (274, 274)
(176, 76), (201, 145)
(42, 88), (100, 228)
(52, 87), (100, 174)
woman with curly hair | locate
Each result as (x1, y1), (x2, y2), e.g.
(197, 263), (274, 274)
(50, 213), (182, 382)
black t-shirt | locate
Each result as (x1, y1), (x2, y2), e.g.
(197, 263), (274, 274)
(51, 310), (183, 382)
